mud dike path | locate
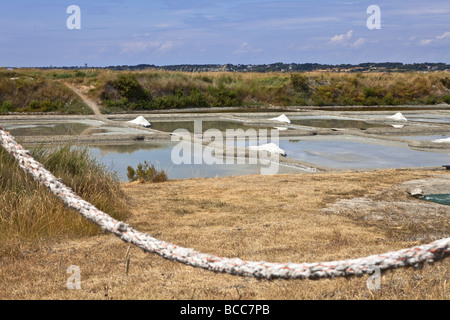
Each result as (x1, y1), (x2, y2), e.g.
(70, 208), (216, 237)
(65, 84), (107, 121)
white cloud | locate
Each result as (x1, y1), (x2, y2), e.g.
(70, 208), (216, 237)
(329, 30), (366, 48)
(120, 39), (181, 54)
(351, 38), (366, 48)
(330, 30), (353, 44)
(420, 31), (450, 45)
(436, 31), (450, 40)
(420, 39), (433, 46)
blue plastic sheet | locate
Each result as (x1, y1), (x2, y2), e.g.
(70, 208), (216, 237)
(422, 194), (450, 206)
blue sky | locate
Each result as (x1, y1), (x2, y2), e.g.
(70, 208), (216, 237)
(1, 0), (449, 67)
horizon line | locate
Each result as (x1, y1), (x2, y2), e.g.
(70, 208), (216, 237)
(4, 61), (450, 69)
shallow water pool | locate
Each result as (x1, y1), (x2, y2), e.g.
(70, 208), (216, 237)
(278, 136), (450, 169)
(4, 122), (95, 136)
(150, 120), (274, 133)
(88, 141), (304, 181)
(289, 118), (387, 129)
(401, 135), (450, 141)
(403, 114), (450, 124)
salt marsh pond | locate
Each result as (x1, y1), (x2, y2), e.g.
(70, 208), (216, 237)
(2, 108), (449, 180)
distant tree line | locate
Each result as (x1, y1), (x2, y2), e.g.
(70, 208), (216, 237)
(33, 62), (450, 73)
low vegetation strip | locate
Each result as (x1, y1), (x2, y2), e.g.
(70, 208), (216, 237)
(0, 69), (92, 114)
(1, 68), (449, 114)
(1, 125), (448, 280)
(74, 70), (450, 111)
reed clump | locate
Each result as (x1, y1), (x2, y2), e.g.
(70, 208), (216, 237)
(0, 145), (129, 257)
(126, 161), (168, 183)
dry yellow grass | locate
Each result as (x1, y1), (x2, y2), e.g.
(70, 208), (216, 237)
(0, 169), (448, 300)
(61, 68), (450, 110)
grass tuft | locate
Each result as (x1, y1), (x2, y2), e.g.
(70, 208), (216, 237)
(0, 145), (129, 257)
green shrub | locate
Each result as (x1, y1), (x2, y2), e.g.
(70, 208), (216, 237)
(442, 94), (450, 104)
(127, 161), (168, 183)
(364, 96), (380, 106)
(27, 99), (62, 112)
(101, 74), (152, 110)
(314, 85), (336, 105)
(29, 100), (40, 110)
(207, 86), (241, 107)
(425, 95), (438, 105)
(104, 97), (129, 109)
(52, 73), (72, 79)
(74, 70), (86, 78)
(0, 101), (13, 113)
(113, 74), (151, 102)
(363, 87), (376, 98)
(291, 74), (310, 94)
(382, 94), (398, 105)
(186, 88), (209, 107)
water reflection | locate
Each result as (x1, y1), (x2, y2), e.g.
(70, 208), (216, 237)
(5, 123), (93, 136)
(88, 141), (302, 181)
(279, 136), (450, 169)
(95, 143), (171, 155)
(402, 135), (450, 141)
(403, 114), (450, 124)
(290, 118), (387, 129)
(150, 120), (273, 133)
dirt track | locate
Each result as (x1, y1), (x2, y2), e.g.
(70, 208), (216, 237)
(64, 84), (105, 119)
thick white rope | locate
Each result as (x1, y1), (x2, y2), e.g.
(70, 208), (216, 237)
(1, 125), (449, 280)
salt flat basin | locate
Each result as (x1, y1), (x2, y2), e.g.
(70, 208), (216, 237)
(149, 120), (274, 133)
(402, 135), (450, 141)
(288, 115), (388, 129)
(347, 113), (449, 125)
(90, 134), (450, 182)
(1, 120), (157, 137)
(88, 141), (305, 181)
(402, 114), (450, 124)
(278, 135), (450, 170)
(2, 120), (103, 136)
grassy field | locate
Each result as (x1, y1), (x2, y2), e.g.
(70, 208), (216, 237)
(0, 69), (92, 114)
(0, 168), (448, 300)
(1, 68), (450, 114)
(62, 69), (450, 111)
(0, 66), (449, 300)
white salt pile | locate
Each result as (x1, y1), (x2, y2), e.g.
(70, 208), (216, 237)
(249, 143), (287, 156)
(392, 125), (405, 129)
(433, 137), (450, 143)
(386, 113), (407, 122)
(127, 116), (151, 128)
(270, 114), (291, 124)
